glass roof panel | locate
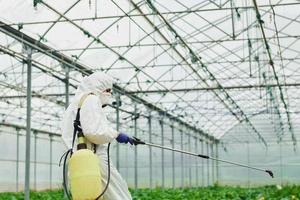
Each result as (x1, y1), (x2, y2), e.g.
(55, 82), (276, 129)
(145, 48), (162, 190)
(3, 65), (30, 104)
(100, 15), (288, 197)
(0, 0), (299, 146)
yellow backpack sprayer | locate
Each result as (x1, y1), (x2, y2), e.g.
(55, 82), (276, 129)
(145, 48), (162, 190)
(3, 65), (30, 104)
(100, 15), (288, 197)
(60, 94), (111, 200)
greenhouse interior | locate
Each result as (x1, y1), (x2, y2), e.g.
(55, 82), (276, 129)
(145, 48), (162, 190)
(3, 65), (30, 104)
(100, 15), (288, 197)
(0, 0), (299, 199)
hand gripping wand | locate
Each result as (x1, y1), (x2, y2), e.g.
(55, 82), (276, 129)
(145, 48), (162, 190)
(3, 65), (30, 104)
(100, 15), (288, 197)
(132, 137), (273, 178)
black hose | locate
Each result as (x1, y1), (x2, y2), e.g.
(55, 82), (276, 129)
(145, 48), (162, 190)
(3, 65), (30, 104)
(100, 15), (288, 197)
(96, 143), (111, 199)
(61, 149), (72, 200)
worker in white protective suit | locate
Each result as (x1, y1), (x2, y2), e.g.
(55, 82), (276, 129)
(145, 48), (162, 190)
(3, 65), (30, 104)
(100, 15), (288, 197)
(61, 71), (133, 200)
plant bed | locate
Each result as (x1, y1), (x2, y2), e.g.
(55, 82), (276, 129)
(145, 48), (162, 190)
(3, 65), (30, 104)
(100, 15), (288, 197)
(0, 185), (299, 200)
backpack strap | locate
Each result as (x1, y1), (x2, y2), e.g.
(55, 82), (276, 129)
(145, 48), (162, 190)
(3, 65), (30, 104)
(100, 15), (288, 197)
(72, 93), (96, 152)
(78, 93), (91, 108)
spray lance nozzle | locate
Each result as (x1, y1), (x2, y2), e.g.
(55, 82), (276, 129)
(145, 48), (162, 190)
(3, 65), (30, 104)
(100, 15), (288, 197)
(131, 137), (274, 178)
(265, 170), (274, 178)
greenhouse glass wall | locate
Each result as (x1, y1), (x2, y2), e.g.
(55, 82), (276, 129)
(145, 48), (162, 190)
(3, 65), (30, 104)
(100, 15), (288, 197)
(0, 0), (299, 199)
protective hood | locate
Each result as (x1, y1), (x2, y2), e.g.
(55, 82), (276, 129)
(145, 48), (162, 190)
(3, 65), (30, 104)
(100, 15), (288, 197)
(75, 71), (114, 106)
(61, 71), (115, 149)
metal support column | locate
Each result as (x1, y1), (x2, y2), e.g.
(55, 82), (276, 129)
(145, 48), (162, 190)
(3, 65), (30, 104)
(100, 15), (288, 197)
(59, 66), (69, 194)
(188, 133), (191, 187)
(16, 128), (20, 192)
(65, 66), (70, 108)
(63, 67), (69, 198)
(160, 119), (165, 188)
(201, 139), (204, 186)
(148, 113), (153, 188)
(50, 135), (53, 189)
(280, 141), (283, 185)
(134, 104), (138, 189)
(180, 130), (184, 188)
(116, 94), (120, 171)
(216, 142), (219, 183)
(247, 141), (250, 187)
(206, 142), (210, 186)
(195, 137), (199, 187)
(25, 47), (32, 200)
(34, 131), (37, 190)
(171, 124), (175, 188)
(211, 143), (215, 184)
(230, 0), (236, 39)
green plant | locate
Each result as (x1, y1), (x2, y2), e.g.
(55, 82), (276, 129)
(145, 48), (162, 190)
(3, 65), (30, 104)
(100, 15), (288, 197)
(0, 185), (299, 200)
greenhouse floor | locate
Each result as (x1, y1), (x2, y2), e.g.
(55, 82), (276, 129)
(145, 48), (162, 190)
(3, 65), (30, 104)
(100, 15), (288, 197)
(0, 185), (299, 200)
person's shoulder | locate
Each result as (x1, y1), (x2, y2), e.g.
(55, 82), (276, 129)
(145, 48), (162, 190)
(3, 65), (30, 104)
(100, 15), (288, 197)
(79, 93), (105, 111)
(84, 93), (99, 103)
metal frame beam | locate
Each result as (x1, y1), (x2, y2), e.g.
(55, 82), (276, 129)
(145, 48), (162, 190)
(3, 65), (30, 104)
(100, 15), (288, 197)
(4, 2), (299, 27)
(25, 48), (32, 200)
(3, 80), (300, 99)
(143, 0), (267, 147)
(0, 20), (216, 142)
(252, 0), (296, 146)
(126, 83), (300, 94)
(0, 122), (60, 137)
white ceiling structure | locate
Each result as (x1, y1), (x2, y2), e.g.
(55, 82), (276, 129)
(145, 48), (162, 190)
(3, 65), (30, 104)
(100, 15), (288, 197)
(0, 0), (300, 147)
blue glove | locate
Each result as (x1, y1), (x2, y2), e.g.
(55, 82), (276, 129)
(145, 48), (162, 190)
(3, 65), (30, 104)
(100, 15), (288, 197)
(116, 132), (134, 145)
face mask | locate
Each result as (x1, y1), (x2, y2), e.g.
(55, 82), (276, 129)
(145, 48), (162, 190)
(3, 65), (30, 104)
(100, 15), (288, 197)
(99, 92), (112, 107)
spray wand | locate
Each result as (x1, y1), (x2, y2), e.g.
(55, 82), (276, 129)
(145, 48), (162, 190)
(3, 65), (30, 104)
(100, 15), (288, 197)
(132, 137), (273, 178)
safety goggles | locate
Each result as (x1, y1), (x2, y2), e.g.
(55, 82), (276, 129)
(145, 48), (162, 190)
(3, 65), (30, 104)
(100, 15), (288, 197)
(102, 88), (112, 94)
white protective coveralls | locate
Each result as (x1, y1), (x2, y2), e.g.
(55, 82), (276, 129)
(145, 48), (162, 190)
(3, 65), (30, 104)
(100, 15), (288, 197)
(61, 71), (132, 200)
